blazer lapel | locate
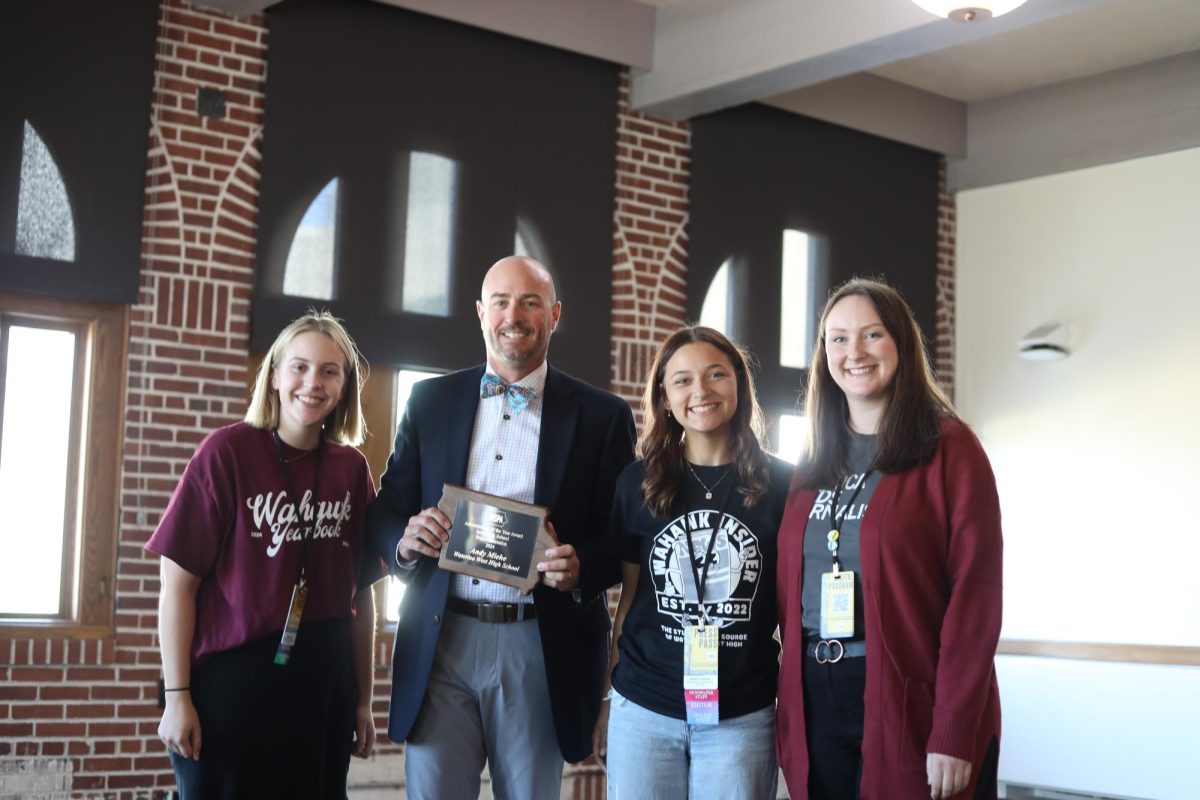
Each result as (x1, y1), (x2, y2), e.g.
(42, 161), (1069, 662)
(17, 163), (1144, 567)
(443, 366), (484, 487)
(535, 366), (578, 509)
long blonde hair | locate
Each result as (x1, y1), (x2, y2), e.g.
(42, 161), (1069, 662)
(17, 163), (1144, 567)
(245, 310), (368, 446)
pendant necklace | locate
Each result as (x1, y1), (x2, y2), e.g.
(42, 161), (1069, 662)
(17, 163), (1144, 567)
(685, 461), (735, 500)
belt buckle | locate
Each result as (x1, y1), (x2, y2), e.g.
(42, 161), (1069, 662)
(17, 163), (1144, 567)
(815, 639), (845, 664)
(477, 603), (509, 623)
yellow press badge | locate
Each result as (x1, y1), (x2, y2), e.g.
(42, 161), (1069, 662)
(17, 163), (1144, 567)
(683, 623), (720, 725)
(273, 581), (309, 666)
(820, 570), (855, 639)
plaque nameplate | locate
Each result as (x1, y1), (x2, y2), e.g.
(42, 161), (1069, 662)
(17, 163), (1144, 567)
(436, 484), (556, 593)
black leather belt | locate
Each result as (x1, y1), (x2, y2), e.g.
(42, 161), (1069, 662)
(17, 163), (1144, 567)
(446, 597), (536, 623)
(806, 638), (867, 662)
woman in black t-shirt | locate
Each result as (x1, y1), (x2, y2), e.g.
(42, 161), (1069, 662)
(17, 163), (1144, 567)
(594, 326), (790, 800)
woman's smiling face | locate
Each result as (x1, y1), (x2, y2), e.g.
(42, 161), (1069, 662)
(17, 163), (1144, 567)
(272, 330), (346, 447)
(662, 341), (739, 442)
(824, 294), (898, 418)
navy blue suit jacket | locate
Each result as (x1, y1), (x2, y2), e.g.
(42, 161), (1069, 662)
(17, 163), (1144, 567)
(366, 364), (636, 763)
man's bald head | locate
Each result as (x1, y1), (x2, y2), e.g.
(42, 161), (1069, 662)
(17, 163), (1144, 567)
(477, 255), (562, 383)
(481, 256), (557, 305)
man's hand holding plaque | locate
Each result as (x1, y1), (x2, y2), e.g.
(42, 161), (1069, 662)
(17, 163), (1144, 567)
(535, 529), (580, 592)
(430, 484), (565, 593)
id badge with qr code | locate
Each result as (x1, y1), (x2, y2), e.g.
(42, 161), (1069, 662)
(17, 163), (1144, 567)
(820, 570), (855, 639)
(682, 623), (720, 726)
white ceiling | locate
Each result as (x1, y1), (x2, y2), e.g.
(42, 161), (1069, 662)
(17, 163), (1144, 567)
(871, 0), (1200, 101)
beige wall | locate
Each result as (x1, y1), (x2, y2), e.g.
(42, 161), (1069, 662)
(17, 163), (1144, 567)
(956, 146), (1200, 799)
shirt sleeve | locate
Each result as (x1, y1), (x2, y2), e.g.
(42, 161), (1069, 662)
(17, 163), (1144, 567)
(610, 466), (645, 564)
(145, 433), (234, 579)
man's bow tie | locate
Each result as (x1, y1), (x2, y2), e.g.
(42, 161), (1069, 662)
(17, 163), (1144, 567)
(480, 373), (536, 413)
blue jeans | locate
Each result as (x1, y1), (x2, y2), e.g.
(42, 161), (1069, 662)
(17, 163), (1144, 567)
(606, 688), (778, 800)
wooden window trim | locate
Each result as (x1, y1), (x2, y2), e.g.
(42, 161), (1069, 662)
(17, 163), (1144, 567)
(0, 290), (127, 639)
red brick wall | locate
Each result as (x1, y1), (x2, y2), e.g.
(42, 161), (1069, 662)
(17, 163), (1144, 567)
(935, 158), (956, 399)
(0, 2), (267, 796)
(610, 72), (691, 418)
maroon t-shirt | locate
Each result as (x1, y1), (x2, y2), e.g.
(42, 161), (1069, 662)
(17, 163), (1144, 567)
(146, 422), (385, 665)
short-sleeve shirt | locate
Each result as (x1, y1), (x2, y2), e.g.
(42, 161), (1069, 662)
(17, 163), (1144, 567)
(146, 422), (385, 665)
(609, 456), (792, 720)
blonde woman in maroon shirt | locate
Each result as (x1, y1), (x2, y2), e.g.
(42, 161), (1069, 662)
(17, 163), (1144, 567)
(148, 311), (385, 799)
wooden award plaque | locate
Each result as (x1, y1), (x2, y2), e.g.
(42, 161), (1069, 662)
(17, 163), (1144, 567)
(436, 484), (556, 593)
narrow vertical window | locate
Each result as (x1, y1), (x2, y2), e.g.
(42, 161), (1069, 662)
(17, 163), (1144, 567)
(0, 324), (78, 614)
(0, 294), (123, 635)
(780, 229), (812, 369)
(16, 121), (76, 262)
(400, 153), (457, 317)
(514, 216), (547, 264)
(385, 367), (441, 622)
(776, 413), (808, 465)
(283, 178), (339, 300)
(699, 258), (732, 335)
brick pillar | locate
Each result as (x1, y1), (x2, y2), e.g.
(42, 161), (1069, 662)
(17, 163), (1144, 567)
(610, 71), (691, 421)
(124, 3), (269, 791)
(935, 157), (956, 399)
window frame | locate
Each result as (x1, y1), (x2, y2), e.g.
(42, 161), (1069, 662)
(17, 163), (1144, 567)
(0, 289), (126, 638)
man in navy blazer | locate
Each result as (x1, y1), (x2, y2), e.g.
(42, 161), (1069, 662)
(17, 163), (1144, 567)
(367, 256), (636, 799)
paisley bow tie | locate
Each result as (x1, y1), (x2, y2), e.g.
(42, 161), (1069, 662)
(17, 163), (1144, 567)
(480, 373), (536, 413)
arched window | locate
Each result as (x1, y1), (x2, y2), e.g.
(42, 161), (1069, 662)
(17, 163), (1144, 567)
(15, 121), (76, 262)
(282, 178), (339, 300)
(699, 258), (732, 334)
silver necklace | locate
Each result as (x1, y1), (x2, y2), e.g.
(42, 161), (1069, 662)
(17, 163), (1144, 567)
(685, 461), (735, 500)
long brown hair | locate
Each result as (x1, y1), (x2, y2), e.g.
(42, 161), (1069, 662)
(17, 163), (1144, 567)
(797, 278), (955, 488)
(639, 326), (771, 517)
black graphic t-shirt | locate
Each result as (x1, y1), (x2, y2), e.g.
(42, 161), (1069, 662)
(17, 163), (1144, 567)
(609, 456), (792, 720)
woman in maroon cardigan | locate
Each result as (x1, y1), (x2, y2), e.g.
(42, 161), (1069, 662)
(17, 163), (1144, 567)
(776, 279), (1002, 800)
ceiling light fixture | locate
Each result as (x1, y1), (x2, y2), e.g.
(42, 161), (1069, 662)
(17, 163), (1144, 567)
(910, 0), (1029, 22)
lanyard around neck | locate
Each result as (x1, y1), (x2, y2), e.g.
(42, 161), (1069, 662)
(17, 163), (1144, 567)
(271, 429), (325, 584)
(828, 469), (872, 572)
(680, 465), (738, 623)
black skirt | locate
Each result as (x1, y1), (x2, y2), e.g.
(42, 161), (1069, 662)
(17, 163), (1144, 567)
(170, 617), (357, 800)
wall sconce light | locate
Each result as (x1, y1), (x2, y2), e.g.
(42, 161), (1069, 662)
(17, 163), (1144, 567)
(910, 0), (1029, 22)
(1018, 322), (1071, 361)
